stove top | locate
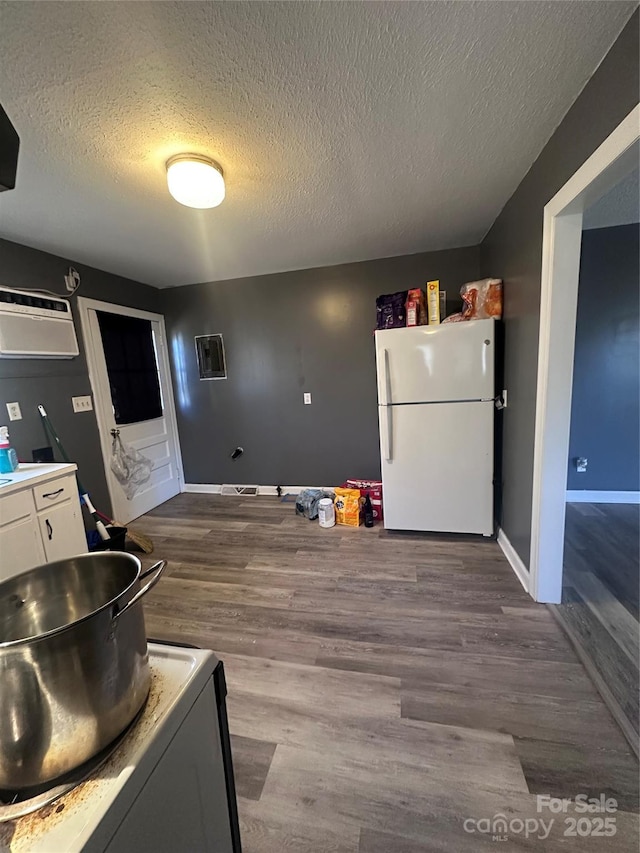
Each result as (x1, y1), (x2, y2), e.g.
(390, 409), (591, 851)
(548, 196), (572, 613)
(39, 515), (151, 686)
(0, 642), (218, 853)
(0, 705), (145, 822)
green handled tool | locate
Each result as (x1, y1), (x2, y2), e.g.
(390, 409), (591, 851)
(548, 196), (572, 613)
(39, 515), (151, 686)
(38, 404), (110, 541)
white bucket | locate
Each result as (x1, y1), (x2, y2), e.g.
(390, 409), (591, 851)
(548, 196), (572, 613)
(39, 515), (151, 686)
(318, 498), (335, 528)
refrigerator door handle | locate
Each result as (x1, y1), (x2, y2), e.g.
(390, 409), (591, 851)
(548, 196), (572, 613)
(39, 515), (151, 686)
(380, 405), (393, 462)
(379, 348), (392, 405)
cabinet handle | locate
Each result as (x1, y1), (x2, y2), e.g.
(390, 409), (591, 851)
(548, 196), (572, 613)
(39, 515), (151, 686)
(42, 488), (64, 499)
(46, 519), (53, 540)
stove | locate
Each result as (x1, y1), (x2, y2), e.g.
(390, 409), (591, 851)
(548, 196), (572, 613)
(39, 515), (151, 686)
(0, 706), (145, 823)
(0, 642), (240, 853)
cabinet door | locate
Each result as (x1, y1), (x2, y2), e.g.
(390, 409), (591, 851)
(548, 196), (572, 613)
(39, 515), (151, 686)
(0, 515), (45, 581)
(38, 501), (87, 562)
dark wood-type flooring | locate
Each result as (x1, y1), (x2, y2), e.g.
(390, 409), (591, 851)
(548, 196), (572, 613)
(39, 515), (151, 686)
(561, 502), (640, 742)
(137, 494), (639, 852)
(564, 502), (639, 619)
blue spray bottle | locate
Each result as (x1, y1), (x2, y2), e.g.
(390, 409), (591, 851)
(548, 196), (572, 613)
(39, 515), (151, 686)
(0, 426), (19, 474)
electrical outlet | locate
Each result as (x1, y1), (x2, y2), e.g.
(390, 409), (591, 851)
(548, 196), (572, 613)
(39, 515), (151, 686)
(65, 267), (81, 293)
(72, 395), (93, 413)
(576, 457), (588, 473)
(6, 402), (22, 421)
(303, 392), (312, 405)
(501, 389), (508, 409)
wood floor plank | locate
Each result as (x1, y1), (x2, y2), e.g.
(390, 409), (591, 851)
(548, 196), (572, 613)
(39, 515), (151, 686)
(258, 744), (639, 851)
(149, 576), (295, 612)
(401, 681), (630, 748)
(227, 673), (529, 797)
(146, 591), (465, 651)
(135, 514), (249, 533)
(137, 494), (639, 853)
(564, 502), (639, 619)
(316, 639), (600, 701)
(569, 570), (639, 664)
(145, 614), (321, 665)
(359, 818), (640, 853)
(500, 605), (553, 619)
(514, 736), (639, 814)
(558, 588), (639, 732)
(223, 653), (401, 726)
(359, 829), (435, 853)
(459, 615), (578, 662)
(239, 798), (360, 853)
(170, 561), (339, 591)
(230, 735), (278, 801)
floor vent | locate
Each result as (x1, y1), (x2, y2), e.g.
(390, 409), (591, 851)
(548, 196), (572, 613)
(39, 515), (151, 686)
(221, 484), (259, 496)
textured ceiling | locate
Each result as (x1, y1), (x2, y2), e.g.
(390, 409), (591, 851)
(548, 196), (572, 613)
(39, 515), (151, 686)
(583, 166), (640, 230)
(0, 1), (636, 288)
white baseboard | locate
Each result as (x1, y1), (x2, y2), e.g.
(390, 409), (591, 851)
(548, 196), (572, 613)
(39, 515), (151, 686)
(566, 490), (640, 504)
(497, 527), (530, 594)
(183, 484), (319, 496)
(252, 485), (316, 496)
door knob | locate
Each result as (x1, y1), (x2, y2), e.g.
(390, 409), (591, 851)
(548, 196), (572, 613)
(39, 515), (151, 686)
(110, 429), (120, 437)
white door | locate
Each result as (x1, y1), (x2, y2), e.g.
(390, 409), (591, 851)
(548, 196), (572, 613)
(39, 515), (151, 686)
(380, 401), (494, 535)
(79, 298), (183, 523)
(375, 319), (495, 404)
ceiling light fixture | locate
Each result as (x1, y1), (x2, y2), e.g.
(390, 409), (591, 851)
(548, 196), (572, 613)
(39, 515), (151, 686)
(166, 154), (225, 209)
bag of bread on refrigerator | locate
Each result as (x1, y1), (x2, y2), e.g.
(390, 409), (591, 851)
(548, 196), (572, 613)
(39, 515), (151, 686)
(460, 278), (503, 320)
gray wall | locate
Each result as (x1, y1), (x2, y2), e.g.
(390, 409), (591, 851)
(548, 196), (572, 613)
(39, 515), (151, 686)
(160, 247), (480, 487)
(568, 224), (639, 491)
(0, 238), (160, 515)
(480, 10), (639, 565)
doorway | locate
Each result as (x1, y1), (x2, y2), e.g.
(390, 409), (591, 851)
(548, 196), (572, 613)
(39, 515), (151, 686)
(561, 170), (639, 749)
(529, 105), (639, 604)
(78, 298), (183, 522)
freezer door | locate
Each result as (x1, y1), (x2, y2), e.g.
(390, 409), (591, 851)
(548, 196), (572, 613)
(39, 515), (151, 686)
(375, 319), (494, 404)
(379, 401), (494, 535)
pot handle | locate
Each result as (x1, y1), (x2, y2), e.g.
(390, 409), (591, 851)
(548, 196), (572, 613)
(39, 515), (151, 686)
(112, 560), (167, 623)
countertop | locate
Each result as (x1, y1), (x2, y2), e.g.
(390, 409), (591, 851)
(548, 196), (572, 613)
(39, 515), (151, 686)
(0, 463), (78, 496)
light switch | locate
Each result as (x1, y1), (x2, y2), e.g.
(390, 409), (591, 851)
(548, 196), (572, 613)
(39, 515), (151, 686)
(6, 402), (22, 421)
(303, 393), (312, 405)
(72, 395), (93, 413)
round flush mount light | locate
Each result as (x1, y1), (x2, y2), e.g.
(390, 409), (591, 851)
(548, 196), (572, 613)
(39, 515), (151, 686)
(166, 154), (225, 209)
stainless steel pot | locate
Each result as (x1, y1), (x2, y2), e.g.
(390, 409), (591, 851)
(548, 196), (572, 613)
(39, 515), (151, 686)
(0, 552), (166, 790)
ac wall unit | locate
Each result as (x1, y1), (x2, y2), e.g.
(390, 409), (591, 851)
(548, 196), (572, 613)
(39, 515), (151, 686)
(0, 285), (79, 358)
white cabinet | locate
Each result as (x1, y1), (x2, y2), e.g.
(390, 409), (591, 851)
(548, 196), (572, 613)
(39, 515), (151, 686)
(0, 514), (45, 582)
(0, 464), (87, 581)
(38, 499), (87, 563)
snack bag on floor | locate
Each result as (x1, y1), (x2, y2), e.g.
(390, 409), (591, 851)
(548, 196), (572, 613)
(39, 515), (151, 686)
(334, 488), (363, 527)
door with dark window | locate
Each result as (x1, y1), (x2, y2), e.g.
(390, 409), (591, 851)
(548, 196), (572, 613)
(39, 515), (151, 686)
(80, 300), (182, 523)
(97, 312), (163, 424)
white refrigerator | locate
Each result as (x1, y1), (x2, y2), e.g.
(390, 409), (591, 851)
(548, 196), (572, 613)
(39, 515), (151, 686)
(375, 318), (495, 535)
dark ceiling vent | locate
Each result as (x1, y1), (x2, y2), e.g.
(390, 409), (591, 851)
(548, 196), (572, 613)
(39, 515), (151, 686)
(0, 104), (20, 192)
